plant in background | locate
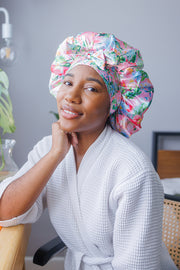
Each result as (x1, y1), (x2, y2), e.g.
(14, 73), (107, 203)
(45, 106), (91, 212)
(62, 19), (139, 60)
(0, 68), (16, 170)
(50, 111), (59, 120)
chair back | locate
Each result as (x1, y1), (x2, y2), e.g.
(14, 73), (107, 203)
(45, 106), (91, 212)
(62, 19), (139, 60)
(0, 224), (31, 270)
(163, 197), (180, 269)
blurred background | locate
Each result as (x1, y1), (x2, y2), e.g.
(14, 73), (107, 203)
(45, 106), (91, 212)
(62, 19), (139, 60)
(0, 0), (180, 264)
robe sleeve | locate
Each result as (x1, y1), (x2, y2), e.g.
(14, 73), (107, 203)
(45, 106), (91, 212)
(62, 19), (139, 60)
(0, 136), (52, 227)
(111, 169), (164, 269)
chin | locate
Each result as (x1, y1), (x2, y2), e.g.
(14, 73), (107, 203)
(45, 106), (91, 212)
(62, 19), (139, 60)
(60, 122), (76, 133)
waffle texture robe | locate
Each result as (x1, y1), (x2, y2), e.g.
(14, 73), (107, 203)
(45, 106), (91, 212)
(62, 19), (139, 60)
(0, 126), (178, 270)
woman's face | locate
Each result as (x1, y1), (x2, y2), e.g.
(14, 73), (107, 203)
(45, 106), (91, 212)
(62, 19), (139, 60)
(56, 65), (110, 137)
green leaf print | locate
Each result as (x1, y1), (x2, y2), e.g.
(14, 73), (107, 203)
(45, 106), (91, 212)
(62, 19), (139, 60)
(125, 88), (142, 99)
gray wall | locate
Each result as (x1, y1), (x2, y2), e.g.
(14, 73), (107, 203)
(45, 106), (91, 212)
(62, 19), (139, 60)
(1, 0), (180, 256)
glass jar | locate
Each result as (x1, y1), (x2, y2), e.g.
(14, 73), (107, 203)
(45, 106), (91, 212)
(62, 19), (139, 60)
(0, 139), (18, 182)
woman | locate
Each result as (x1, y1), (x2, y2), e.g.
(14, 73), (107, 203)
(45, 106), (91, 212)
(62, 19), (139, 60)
(0, 32), (177, 269)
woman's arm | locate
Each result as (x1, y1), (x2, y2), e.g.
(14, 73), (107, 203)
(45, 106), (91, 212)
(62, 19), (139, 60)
(0, 121), (77, 221)
(111, 170), (164, 269)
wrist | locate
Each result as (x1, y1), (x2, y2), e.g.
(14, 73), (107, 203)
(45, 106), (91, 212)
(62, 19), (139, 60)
(48, 148), (66, 164)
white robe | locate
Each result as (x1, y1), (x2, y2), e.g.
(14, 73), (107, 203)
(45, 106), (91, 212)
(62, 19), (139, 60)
(0, 126), (177, 269)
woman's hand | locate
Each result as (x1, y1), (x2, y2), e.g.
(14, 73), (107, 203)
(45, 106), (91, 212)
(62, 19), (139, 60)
(51, 120), (78, 161)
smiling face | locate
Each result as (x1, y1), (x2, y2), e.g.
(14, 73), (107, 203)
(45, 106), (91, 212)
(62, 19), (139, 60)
(56, 65), (110, 138)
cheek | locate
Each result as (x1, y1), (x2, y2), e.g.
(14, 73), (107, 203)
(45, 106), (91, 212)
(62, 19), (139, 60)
(98, 95), (110, 117)
(56, 90), (64, 104)
(90, 96), (110, 119)
(105, 97), (110, 116)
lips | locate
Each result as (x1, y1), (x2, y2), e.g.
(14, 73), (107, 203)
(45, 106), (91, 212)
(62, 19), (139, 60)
(61, 105), (83, 119)
(63, 109), (79, 116)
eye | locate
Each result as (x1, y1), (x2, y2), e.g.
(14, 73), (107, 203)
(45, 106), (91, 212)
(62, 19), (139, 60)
(86, 87), (98, 93)
(63, 80), (72, 86)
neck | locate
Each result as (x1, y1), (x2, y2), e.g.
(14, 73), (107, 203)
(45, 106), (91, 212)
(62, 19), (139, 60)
(73, 127), (105, 171)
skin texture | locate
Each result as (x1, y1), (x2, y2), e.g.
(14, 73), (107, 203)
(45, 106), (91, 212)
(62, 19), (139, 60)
(0, 65), (110, 220)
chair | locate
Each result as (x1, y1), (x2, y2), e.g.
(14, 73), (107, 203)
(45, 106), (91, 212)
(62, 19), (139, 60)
(0, 224), (31, 270)
(33, 235), (66, 266)
(152, 131), (180, 268)
(163, 194), (180, 269)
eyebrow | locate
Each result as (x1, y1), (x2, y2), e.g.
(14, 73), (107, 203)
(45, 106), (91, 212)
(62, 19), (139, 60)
(64, 73), (104, 87)
(86, 77), (104, 87)
(64, 73), (74, 78)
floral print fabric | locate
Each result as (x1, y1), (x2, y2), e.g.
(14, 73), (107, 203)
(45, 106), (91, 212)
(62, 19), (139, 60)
(49, 32), (154, 137)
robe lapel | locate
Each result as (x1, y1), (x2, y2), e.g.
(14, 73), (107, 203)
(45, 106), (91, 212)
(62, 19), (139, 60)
(77, 126), (109, 196)
(65, 146), (100, 256)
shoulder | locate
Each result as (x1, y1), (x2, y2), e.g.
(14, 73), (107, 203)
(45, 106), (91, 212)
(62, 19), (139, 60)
(107, 126), (152, 169)
(102, 127), (163, 202)
(105, 126), (157, 183)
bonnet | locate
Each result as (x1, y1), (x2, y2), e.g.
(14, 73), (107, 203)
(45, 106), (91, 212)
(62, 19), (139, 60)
(49, 32), (154, 137)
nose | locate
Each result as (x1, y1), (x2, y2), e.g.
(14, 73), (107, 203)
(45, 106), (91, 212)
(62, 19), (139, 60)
(65, 85), (82, 104)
